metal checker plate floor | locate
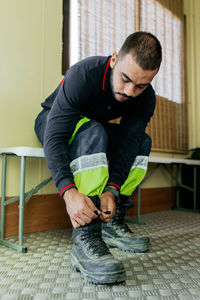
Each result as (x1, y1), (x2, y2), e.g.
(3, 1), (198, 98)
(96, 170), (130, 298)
(1, 210), (200, 300)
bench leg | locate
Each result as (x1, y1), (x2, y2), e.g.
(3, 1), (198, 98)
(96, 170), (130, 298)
(193, 166), (197, 210)
(0, 154), (51, 253)
(135, 184), (145, 225)
(126, 184), (145, 225)
(175, 164), (180, 209)
(18, 156), (27, 252)
(1, 154), (7, 240)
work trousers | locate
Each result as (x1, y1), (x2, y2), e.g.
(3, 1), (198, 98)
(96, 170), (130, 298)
(34, 109), (151, 197)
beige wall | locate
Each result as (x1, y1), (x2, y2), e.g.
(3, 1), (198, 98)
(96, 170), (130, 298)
(0, 0), (199, 196)
(0, 0), (62, 195)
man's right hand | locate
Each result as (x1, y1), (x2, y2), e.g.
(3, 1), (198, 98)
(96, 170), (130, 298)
(63, 188), (101, 228)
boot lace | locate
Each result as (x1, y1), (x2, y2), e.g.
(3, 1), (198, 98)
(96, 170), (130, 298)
(110, 204), (133, 236)
(80, 232), (110, 256)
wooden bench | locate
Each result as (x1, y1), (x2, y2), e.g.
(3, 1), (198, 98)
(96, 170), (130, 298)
(1, 147), (200, 252)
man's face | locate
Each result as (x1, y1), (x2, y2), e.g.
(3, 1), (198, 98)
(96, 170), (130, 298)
(110, 52), (158, 102)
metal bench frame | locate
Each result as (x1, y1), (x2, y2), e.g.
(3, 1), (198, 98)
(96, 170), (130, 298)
(0, 147), (52, 252)
(128, 156), (200, 225)
(1, 147), (200, 252)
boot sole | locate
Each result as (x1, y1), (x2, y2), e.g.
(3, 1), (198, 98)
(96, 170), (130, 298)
(103, 237), (150, 253)
(70, 252), (126, 284)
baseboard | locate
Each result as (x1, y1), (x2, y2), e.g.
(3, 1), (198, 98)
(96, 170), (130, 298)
(128, 187), (175, 216)
(1, 187), (175, 237)
(2, 194), (70, 238)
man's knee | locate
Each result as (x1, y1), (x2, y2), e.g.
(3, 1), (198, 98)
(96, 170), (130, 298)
(70, 120), (108, 158)
(140, 133), (152, 156)
(34, 108), (49, 145)
(80, 120), (107, 146)
(89, 121), (108, 145)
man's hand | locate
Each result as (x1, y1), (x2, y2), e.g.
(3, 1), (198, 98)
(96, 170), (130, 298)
(100, 191), (116, 223)
(63, 188), (101, 228)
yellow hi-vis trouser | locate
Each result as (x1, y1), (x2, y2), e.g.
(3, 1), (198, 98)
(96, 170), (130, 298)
(69, 117), (151, 197)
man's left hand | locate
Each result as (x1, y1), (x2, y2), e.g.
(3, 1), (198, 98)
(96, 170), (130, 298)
(100, 191), (116, 223)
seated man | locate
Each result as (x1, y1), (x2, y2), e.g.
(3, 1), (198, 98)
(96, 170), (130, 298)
(34, 31), (162, 284)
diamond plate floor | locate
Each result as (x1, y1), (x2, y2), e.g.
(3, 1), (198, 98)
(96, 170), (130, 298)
(0, 210), (200, 300)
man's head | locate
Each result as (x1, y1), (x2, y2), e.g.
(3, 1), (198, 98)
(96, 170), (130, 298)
(110, 31), (162, 101)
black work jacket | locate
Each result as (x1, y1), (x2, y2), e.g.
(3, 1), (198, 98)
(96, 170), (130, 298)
(42, 56), (156, 197)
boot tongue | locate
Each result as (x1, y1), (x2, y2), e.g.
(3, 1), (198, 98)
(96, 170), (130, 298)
(114, 197), (133, 223)
(110, 201), (127, 225)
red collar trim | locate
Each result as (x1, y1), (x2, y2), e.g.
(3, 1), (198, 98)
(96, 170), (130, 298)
(60, 78), (64, 86)
(102, 59), (111, 91)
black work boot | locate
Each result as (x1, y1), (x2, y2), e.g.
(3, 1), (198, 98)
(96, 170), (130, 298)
(102, 196), (150, 252)
(70, 195), (126, 284)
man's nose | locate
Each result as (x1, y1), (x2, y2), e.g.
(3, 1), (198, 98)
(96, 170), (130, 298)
(124, 83), (136, 97)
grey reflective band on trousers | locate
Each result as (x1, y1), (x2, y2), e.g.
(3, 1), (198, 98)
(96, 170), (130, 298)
(131, 155), (148, 170)
(70, 153), (108, 175)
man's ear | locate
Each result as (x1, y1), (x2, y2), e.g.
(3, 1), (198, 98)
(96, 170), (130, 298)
(110, 50), (118, 69)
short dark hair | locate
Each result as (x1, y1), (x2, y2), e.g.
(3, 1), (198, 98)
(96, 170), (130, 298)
(118, 32), (162, 70)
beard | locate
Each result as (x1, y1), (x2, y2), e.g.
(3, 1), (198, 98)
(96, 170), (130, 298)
(110, 68), (133, 102)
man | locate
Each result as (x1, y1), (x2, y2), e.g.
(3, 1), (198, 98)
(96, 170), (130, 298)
(35, 32), (162, 284)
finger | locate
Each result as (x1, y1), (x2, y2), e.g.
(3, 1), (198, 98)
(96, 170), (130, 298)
(100, 214), (112, 223)
(75, 212), (93, 225)
(71, 218), (80, 229)
(101, 212), (111, 220)
(84, 197), (101, 218)
(75, 216), (87, 227)
(100, 195), (115, 222)
(106, 199), (116, 218)
(100, 197), (108, 213)
(82, 212), (93, 224)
